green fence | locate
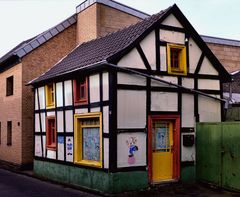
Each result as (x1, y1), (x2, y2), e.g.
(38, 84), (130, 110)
(196, 122), (240, 191)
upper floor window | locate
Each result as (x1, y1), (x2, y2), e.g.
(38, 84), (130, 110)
(74, 77), (88, 105)
(46, 117), (56, 150)
(6, 76), (14, 96)
(167, 44), (187, 75)
(45, 83), (55, 108)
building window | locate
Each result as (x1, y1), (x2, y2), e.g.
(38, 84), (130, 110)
(45, 83), (55, 108)
(46, 117), (56, 150)
(74, 112), (102, 167)
(6, 76), (14, 96)
(167, 44), (187, 75)
(7, 121), (12, 146)
(74, 77), (88, 105)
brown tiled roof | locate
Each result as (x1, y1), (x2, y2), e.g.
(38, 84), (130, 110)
(31, 6), (172, 84)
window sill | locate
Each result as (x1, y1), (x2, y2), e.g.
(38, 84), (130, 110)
(74, 160), (102, 168)
(74, 100), (88, 106)
(168, 70), (187, 76)
(46, 146), (56, 151)
(46, 104), (55, 109)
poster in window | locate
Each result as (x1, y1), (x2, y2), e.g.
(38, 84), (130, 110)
(66, 136), (73, 162)
(82, 128), (100, 161)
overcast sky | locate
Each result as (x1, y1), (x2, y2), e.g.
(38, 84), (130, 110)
(0, 0), (239, 57)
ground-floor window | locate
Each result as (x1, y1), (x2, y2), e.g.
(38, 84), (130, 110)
(7, 121), (12, 146)
(74, 112), (102, 167)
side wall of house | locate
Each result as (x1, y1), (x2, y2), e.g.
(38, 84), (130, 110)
(0, 63), (23, 165)
(21, 24), (76, 165)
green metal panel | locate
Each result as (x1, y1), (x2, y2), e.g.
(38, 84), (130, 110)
(196, 123), (222, 186)
(222, 122), (240, 191)
(181, 165), (196, 183)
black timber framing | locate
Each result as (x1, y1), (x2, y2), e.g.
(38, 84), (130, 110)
(55, 83), (58, 160)
(109, 69), (117, 172)
(136, 44), (151, 71)
(155, 28), (160, 71)
(62, 81), (67, 162)
(159, 24), (186, 33)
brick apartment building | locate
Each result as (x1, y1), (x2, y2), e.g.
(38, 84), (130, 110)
(0, 0), (148, 169)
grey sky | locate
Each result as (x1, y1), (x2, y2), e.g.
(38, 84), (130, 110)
(0, 0), (239, 57)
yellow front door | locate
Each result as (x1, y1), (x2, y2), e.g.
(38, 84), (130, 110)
(152, 121), (173, 182)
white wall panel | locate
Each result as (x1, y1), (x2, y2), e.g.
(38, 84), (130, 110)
(117, 90), (146, 128)
(56, 82), (63, 107)
(47, 150), (56, 159)
(182, 94), (195, 127)
(103, 106), (109, 134)
(57, 136), (64, 161)
(66, 136), (73, 162)
(35, 136), (42, 157)
(198, 96), (221, 122)
(91, 107), (100, 112)
(118, 48), (145, 69)
(188, 38), (202, 73)
(47, 111), (55, 117)
(151, 92), (178, 111)
(102, 72), (109, 101)
(35, 90), (39, 110)
(151, 76), (177, 87)
(65, 110), (73, 133)
(57, 111), (64, 133)
(41, 113), (46, 132)
(117, 72), (146, 86)
(75, 108), (88, 114)
(38, 87), (45, 109)
(64, 80), (73, 106)
(140, 31), (156, 70)
(90, 74), (100, 103)
(104, 138), (109, 169)
(182, 78), (194, 89)
(181, 133), (195, 161)
(42, 136), (46, 157)
(162, 14), (183, 28)
(198, 79), (220, 90)
(117, 132), (146, 167)
(160, 46), (167, 71)
(160, 30), (185, 44)
(199, 57), (218, 75)
(35, 114), (40, 132)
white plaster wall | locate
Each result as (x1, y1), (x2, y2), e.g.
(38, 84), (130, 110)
(64, 80), (73, 106)
(56, 82), (63, 107)
(140, 31), (156, 70)
(188, 38), (202, 74)
(103, 72), (109, 101)
(47, 111), (55, 117)
(57, 136), (64, 161)
(117, 72), (146, 86)
(162, 14), (183, 28)
(198, 79), (220, 90)
(38, 87), (45, 109)
(42, 136), (46, 157)
(181, 133), (195, 161)
(47, 150), (56, 159)
(35, 114), (40, 132)
(57, 111), (64, 133)
(117, 90), (146, 128)
(35, 136), (42, 157)
(182, 78), (194, 89)
(90, 107), (100, 112)
(198, 96), (221, 122)
(118, 48), (145, 69)
(160, 46), (167, 71)
(35, 90), (39, 110)
(41, 113), (46, 132)
(182, 94), (195, 127)
(90, 74), (100, 103)
(199, 57), (218, 75)
(117, 132), (146, 167)
(104, 138), (109, 169)
(160, 30), (185, 44)
(151, 75), (178, 87)
(151, 92), (178, 111)
(75, 108), (88, 114)
(103, 106), (109, 134)
(65, 110), (73, 133)
(66, 136), (73, 162)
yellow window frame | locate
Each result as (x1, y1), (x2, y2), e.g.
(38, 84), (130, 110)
(74, 112), (102, 168)
(167, 44), (187, 76)
(45, 83), (55, 109)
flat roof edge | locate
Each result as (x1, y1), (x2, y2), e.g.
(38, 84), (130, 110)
(76, 0), (149, 19)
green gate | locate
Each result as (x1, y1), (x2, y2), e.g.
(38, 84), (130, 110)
(196, 122), (240, 191)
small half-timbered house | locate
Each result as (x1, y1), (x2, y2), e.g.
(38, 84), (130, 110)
(30, 4), (230, 193)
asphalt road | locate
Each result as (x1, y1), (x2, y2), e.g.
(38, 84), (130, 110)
(0, 168), (99, 197)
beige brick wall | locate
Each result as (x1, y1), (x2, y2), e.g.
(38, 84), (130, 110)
(207, 43), (240, 73)
(0, 63), (22, 165)
(76, 3), (142, 44)
(21, 24), (76, 165)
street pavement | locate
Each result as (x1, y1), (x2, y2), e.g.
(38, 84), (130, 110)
(0, 168), (99, 197)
